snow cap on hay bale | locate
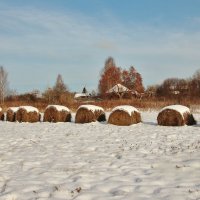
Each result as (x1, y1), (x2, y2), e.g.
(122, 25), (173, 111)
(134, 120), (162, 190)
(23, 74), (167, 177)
(43, 105), (71, 122)
(108, 105), (141, 126)
(157, 105), (196, 126)
(6, 107), (19, 122)
(75, 105), (106, 123)
(0, 107), (4, 121)
(16, 106), (40, 123)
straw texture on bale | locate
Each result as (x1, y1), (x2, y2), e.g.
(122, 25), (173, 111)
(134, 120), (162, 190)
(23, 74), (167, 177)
(108, 109), (141, 126)
(157, 109), (196, 126)
(6, 108), (18, 122)
(75, 106), (106, 123)
(43, 106), (71, 123)
(16, 107), (40, 123)
(0, 109), (4, 121)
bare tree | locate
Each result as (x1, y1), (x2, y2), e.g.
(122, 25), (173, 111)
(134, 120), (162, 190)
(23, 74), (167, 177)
(43, 87), (55, 103)
(43, 74), (71, 104)
(190, 69), (200, 97)
(0, 66), (9, 104)
(104, 56), (116, 71)
(193, 69), (200, 80)
(53, 74), (68, 94)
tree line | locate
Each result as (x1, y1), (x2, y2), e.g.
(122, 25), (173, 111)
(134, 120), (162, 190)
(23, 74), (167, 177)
(146, 69), (200, 100)
(1, 58), (200, 105)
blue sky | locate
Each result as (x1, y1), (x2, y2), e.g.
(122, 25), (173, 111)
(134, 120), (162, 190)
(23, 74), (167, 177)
(0, 0), (200, 93)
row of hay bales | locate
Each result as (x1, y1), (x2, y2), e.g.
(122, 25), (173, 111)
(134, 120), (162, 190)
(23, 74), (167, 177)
(6, 106), (41, 123)
(108, 105), (196, 126)
(0, 104), (197, 126)
(2, 105), (71, 123)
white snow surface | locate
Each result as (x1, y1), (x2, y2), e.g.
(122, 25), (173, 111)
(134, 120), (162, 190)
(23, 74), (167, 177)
(111, 105), (139, 116)
(79, 105), (104, 112)
(7, 107), (19, 113)
(160, 105), (190, 117)
(19, 106), (39, 113)
(46, 105), (70, 112)
(1, 111), (200, 200)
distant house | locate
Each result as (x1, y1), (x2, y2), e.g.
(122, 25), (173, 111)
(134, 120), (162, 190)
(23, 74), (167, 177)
(169, 85), (188, 95)
(107, 84), (130, 94)
(74, 87), (91, 101)
(106, 83), (142, 99)
(106, 84), (131, 99)
(74, 93), (91, 100)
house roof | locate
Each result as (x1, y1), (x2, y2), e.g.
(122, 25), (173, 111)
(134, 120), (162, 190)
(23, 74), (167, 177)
(74, 93), (90, 99)
(106, 84), (130, 93)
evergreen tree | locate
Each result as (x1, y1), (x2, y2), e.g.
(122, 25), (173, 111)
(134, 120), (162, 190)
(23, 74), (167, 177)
(82, 87), (87, 94)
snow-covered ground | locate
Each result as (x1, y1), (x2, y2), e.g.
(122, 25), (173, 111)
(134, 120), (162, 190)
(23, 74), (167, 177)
(0, 111), (200, 200)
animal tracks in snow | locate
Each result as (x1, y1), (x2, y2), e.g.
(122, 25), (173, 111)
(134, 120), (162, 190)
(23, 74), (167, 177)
(0, 111), (200, 199)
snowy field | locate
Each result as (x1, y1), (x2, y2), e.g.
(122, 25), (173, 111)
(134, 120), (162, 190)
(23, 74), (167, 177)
(0, 111), (200, 200)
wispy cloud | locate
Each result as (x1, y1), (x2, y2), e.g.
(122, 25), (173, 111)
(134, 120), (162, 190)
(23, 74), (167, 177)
(0, 6), (200, 92)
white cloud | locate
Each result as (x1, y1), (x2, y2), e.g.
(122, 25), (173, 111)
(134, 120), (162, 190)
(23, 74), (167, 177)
(0, 6), (200, 92)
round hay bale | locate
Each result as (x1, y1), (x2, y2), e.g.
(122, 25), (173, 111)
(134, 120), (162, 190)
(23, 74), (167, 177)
(157, 105), (196, 126)
(6, 107), (19, 122)
(108, 105), (141, 126)
(16, 106), (40, 123)
(75, 105), (106, 123)
(43, 105), (71, 123)
(0, 107), (4, 121)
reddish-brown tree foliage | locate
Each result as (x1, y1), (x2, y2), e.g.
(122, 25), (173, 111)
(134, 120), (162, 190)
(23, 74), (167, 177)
(98, 57), (144, 96)
(122, 66), (144, 93)
(121, 69), (130, 88)
(98, 66), (121, 95)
